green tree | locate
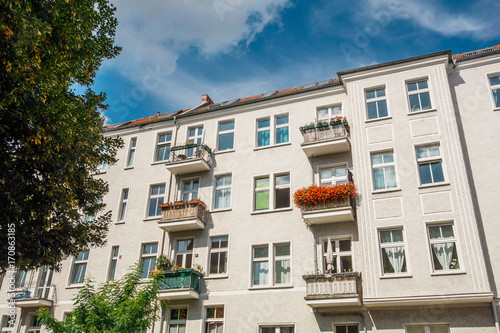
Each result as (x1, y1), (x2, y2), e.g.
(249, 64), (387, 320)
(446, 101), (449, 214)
(0, 0), (122, 272)
(38, 265), (164, 333)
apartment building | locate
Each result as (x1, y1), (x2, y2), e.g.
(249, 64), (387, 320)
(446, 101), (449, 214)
(1, 45), (500, 333)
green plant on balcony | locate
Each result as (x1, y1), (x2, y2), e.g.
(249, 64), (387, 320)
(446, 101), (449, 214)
(299, 122), (315, 132)
(330, 116), (347, 125)
(293, 183), (357, 210)
(156, 255), (174, 271)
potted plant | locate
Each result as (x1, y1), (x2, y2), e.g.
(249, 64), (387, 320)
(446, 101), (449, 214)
(330, 116), (345, 125)
(299, 122), (315, 133)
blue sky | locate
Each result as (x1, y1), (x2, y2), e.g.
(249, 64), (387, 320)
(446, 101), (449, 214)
(94, 0), (500, 125)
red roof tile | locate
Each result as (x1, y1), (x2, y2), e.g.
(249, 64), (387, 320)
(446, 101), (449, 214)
(452, 45), (500, 60)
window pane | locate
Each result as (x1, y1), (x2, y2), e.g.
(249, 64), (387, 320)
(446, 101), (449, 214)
(441, 225), (454, 238)
(431, 242), (457, 270)
(141, 257), (156, 278)
(254, 246), (268, 258)
(215, 188), (231, 209)
(428, 145), (440, 157)
(275, 188), (290, 208)
(372, 154), (383, 165)
(367, 102), (378, 119)
(377, 100), (388, 117)
(331, 105), (342, 116)
(255, 190), (270, 210)
(489, 76), (500, 85)
(317, 108), (329, 120)
(493, 89), (500, 107)
(420, 92), (432, 109)
(336, 167), (347, 177)
(407, 328), (425, 333)
(219, 121), (234, 131)
(382, 152), (394, 163)
(385, 166), (397, 188)
(276, 115), (289, 125)
(341, 256), (353, 272)
(276, 174), (290, 186)
(347, 325), (358, 333)
(382, 246), (406, 273)
(430, 325), (449, 333)
(256, 177), (269, 188)
(407, 82), (418, 91)
(429, 226), (442, 239)
(77, 251), (89, 261)
(366, 90), (375, 99)
(218, 133), (234, 150)
(261, 328), (275, 333)
(409, 94), (421, 111)
(258, 119), (270, 128)
(144, 243), (158, 254)
(72, 264), (86, 284)
(253, 262), (269, 285)
(320, 169), (332, 179)
(216, 175), (231, 187)
(339, 239), (351, 251)
(275, 244), (290, 256)
(376, 88), (386, 97)
(431, 162), (444, 182)
(419, 163), (433, 184)
(276, 126), (289, 144)
(275, 259), (290, 284)
(258, 130), (270, 147)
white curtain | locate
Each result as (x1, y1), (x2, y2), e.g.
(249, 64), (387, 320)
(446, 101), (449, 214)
(215, 188), (231, 209)
(384, 246), (405, 273)
(432, 243), (454, 270)
(253, 262), (268, 285)
(275, 259), (290, 284)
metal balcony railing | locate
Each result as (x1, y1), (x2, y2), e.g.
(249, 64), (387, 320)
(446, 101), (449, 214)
(300, 121), (350, 144)
(168, 143), (212, 165)
(303, 272), (361, 298)
(159, 200), (206, 222)
(157, 269), (202, 292)
(13, 284), (55, 301)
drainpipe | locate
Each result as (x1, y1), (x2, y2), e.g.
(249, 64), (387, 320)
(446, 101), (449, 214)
(313, 224), (318, 274)
(492, 299), (500, 333)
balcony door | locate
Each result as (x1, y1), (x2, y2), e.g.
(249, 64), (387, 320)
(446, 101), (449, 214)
(175, 239), (194, 269)
(187, 126), (204, 157)
(36, 267), (53, 298)
(181, 179), (199, 201)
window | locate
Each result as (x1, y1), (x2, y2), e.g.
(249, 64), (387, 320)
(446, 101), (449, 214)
(175, 239), (193, 269)
(209, 236), (228, 275)
(155, 133), (172, 162)
(36, 267), (53, 298)
(181, 179), (199, 201)
(168, 308), (187, 333)
(140, 243), (158, 278)
(335, 325), (359, 333)
(126, 137), (137, 167)
(489, 75), (500, 108)
(252, 243), (291, 286)
(379, 229), (407, 274)
(14, 270), (27, 288)
(428, 224), (460, 271)
(371, 152), (397, 190)
(148, 184), (165, 217)
(254, 173), (290, 211)
(108, 246), (119, 280)
(118, 189), (129, 222)
(1, 315), (14, 333)
(317, 105), (342, 122)
(366, 88), (388, 120)
(217, 121), (234, 151)
(187, 126), (204, 157)
(256, 115), (289, 147)
(27, 316), (41, 333)
(320, 165), (348, 186)
(260, 326), (295, 333)
(214, 175), (231, 209)
(416, 145), (444, 185)
(205, 306), (224, 333)
(407, 80), (432, 112)
(71, 250), (89, 284)
(406, 324), (449, 333)
(323, 238), (353, 273)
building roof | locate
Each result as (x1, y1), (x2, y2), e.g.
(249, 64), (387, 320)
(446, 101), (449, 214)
(104, 45), (500, 131)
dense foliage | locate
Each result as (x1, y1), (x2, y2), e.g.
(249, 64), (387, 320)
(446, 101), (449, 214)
(293, 183), (357, 208)
(0, 0), (122, 272)
(38, 265), (163, 333)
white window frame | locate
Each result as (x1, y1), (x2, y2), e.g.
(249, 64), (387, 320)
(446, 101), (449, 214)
(216, 120), (235, 152)
(174, 238), (194, 269)
(107, 245), (119, 281)
(208, 236), (229, 277)
(416, 144), (445, 185)
(140, 243), (158, 279)
(365, 87), (389, 120)
(26, 314), (42, 333)
(187, 125), (204, 158)
(154, 132), (172, 162)
(405, 324), (450, 333)
(255, 113), (290, 148)
(147, 184), (165, 218)
(378, 227), (409, 276)
(317, 104), (342, 122)
(213, 174), (232, 210)
(14, 270), (27, 288)
(253, 172), (291, 212)
(1, 315), (14, 333)
(427, 223), (462, 273)
(180, 178), (200, 202)
(260, 325), (295, 333)
(488, 73), (500, 109)
(371, 151), (398, 191)
(318, 164), (348, 186)
(70, 250), (89, 285)
(204, 305), (225, 333)
(251, 242), (292, 288)
(125, 137), (137, 168)
(406, 78), (432, 113)
(321, 236), (354, 274)
(167, 307), (188, 333)
(117, 188), (129, 222)
(334, 324), (359, 333)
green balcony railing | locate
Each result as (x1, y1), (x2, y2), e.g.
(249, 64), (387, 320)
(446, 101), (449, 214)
(157, 269), (202, 292)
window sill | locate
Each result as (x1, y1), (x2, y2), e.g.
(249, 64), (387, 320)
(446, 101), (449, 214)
(249, 284), (293, 291)
(365, 116), (392, 124)
(65, 284), (84, 289)
(431, 270), (466, 276)
(211, 208), (232, 213)
(380, 274), (413, 279)
(115, 221), (126, 225)
(371, 187), (402, 195)
(251, 207), (293, 215)
(151, 160), (168, 166)
(407, 108), (437, 115)
(204, 274), (228, 280)
(214, 149), (235, 155)
(124, 166), (134, 170)
(494, 107), (500, 112)
(254, 142), (292, 151)
(418, 182), (450, 189)
(143, 216), (162, 222)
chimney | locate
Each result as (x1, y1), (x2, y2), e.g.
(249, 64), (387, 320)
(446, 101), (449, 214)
(201, 94), (214, 104)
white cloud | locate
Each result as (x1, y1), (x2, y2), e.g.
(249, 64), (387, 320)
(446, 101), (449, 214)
(365, 0), (497, 39)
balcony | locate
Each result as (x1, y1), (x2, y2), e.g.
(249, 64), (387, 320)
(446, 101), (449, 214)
(13, 285), (55, 308)
(157, 269), (202, 300)
(165, 144), (212, 175)
(158, 200), (206, 232)
(303, 272), (361, 308)
(300, 121), (350, 157)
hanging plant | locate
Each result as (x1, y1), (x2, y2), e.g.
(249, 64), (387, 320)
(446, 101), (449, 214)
(293, 183), (357, 209)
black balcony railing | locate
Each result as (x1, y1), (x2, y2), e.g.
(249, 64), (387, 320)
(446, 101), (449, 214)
(168, 143), (212, 165)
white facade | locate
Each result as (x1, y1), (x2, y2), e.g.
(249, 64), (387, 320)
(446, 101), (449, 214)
(1, 45), (500, 333)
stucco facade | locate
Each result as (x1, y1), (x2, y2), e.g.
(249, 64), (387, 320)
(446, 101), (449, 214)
(1, 46), (500, 333)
